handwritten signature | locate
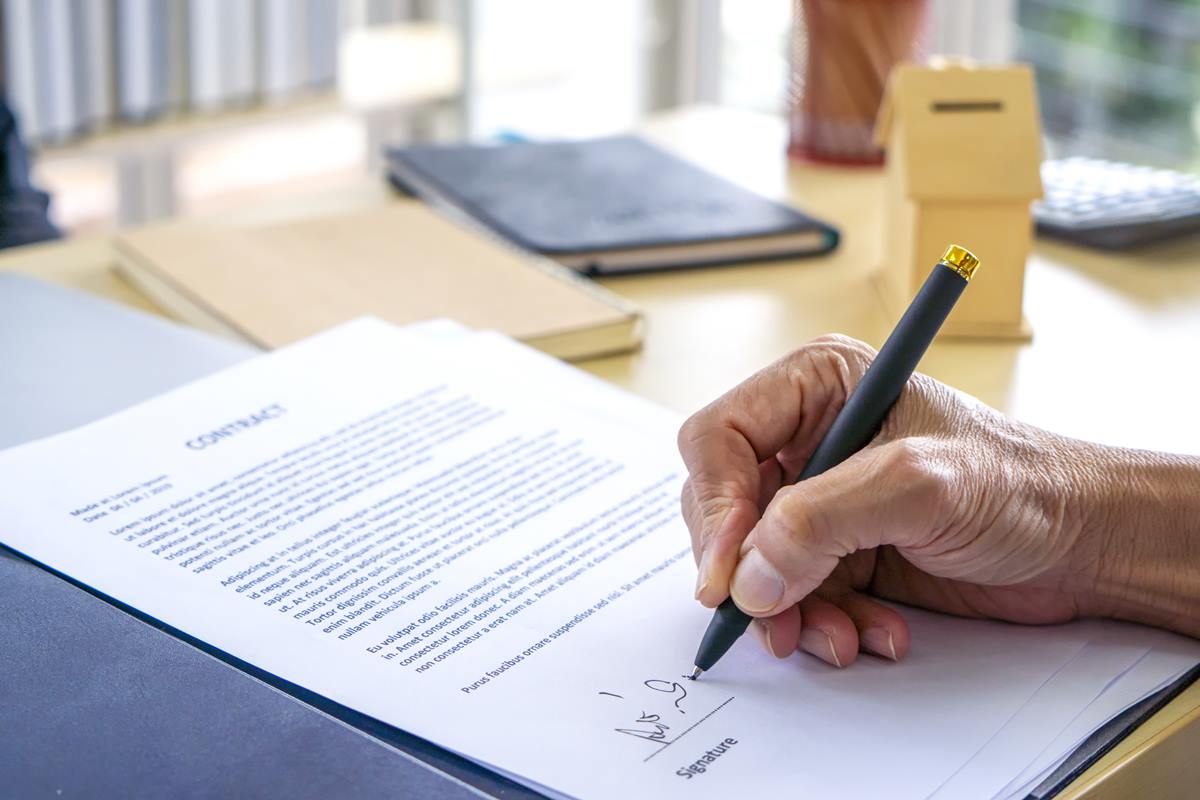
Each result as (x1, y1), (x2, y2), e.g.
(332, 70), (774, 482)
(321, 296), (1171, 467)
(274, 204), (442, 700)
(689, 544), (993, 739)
(599, 677), (692, 743)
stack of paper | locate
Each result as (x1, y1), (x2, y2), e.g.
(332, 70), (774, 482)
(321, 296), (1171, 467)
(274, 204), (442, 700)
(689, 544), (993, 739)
(0, 318), (1195, 799)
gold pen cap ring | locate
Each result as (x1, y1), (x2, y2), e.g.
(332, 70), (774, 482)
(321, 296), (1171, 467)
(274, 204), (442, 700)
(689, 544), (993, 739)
(940, 245), (980, 281)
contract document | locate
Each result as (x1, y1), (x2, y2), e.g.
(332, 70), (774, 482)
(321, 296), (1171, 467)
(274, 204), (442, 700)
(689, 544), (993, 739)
(2, 318), (1196, 799)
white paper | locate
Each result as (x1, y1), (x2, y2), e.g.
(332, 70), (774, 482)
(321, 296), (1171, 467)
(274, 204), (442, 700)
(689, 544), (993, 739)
(929, 624), (1151, 799)
(997, 636), (1200, 800)
(0, 319), (1188, 799)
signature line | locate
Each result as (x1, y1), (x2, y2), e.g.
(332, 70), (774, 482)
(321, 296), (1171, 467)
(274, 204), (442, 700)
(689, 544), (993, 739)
(642, 696), (735, 763)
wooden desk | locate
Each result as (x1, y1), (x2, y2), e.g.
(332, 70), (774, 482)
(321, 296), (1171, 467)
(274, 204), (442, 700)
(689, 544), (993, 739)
(4, 105), (1198, 798)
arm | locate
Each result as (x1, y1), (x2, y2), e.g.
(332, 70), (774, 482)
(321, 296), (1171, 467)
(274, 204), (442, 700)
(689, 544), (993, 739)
(1080, 447), (1200, 637)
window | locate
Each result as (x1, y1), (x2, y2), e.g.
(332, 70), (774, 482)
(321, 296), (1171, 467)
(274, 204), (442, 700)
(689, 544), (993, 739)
(1015, 0), (1200, 170)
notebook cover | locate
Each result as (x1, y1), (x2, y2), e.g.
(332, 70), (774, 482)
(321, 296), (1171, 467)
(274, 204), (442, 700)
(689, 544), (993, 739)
(385, 135), (839, 271)
(0, 274), (538, 799)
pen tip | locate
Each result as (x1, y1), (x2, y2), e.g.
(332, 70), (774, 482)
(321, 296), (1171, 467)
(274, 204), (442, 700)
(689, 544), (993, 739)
(689, 666), (703, 681)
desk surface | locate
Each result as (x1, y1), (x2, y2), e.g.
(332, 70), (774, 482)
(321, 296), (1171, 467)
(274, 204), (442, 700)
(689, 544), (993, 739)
(4, 105), (1198, 799)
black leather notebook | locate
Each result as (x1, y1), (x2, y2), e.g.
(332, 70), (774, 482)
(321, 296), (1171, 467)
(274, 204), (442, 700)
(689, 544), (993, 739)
(386, 135), (839, 275)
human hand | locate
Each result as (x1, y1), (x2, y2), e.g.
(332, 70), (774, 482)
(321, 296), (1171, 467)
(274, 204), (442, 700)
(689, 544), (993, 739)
(678, 335), (1119, 668)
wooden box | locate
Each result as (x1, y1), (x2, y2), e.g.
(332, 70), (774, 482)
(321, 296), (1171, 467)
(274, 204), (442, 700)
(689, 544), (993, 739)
(874, 62), (1043, 339)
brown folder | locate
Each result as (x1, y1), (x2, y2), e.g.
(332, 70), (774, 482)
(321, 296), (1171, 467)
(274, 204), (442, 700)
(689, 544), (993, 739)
(113, 202), (641, 361)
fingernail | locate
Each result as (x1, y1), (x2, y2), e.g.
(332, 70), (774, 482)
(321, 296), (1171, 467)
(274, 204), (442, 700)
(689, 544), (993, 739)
(800, 629), (842, 668)
(827, 633), (842, 667)
(749, 620), (779, 657)
(729, 548), (784, 614)
(763, 621), (777, 658)
(862, 628), (898, 661)
(694, 548), (712, 601)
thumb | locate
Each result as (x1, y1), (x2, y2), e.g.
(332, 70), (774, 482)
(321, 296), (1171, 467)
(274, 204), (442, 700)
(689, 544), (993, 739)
(729, 439), (945, 617)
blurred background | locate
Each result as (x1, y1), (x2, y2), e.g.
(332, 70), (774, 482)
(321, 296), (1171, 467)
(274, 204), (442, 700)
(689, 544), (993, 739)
(5, 0), (1199, 236)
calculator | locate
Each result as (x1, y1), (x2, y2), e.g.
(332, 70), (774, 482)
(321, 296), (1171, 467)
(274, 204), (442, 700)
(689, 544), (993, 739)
(1034, 157), (1200, 250)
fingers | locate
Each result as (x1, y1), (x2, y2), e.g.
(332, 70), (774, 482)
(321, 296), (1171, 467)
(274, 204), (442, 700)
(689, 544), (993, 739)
(679, 338), (875, 606)
(693, 501), (757, 607)
(797, 595), (858, 667)
(750, 591), (912, 667)
(681, 476), (763, 606)
(748, 604), (802, 659)
(755, 457), (785, 514)
(729, 438), (948, 618)
(828, 590), (910, 662)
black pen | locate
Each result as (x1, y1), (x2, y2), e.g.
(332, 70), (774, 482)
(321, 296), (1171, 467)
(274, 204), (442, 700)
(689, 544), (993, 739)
(689, 244), (980, 679)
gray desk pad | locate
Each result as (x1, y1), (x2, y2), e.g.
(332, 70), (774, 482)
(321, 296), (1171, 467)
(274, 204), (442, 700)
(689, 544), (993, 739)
(0, 273), (535, 798)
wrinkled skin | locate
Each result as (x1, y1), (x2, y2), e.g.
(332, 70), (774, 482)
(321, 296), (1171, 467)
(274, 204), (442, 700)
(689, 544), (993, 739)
(678, 335), (1200, 667)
